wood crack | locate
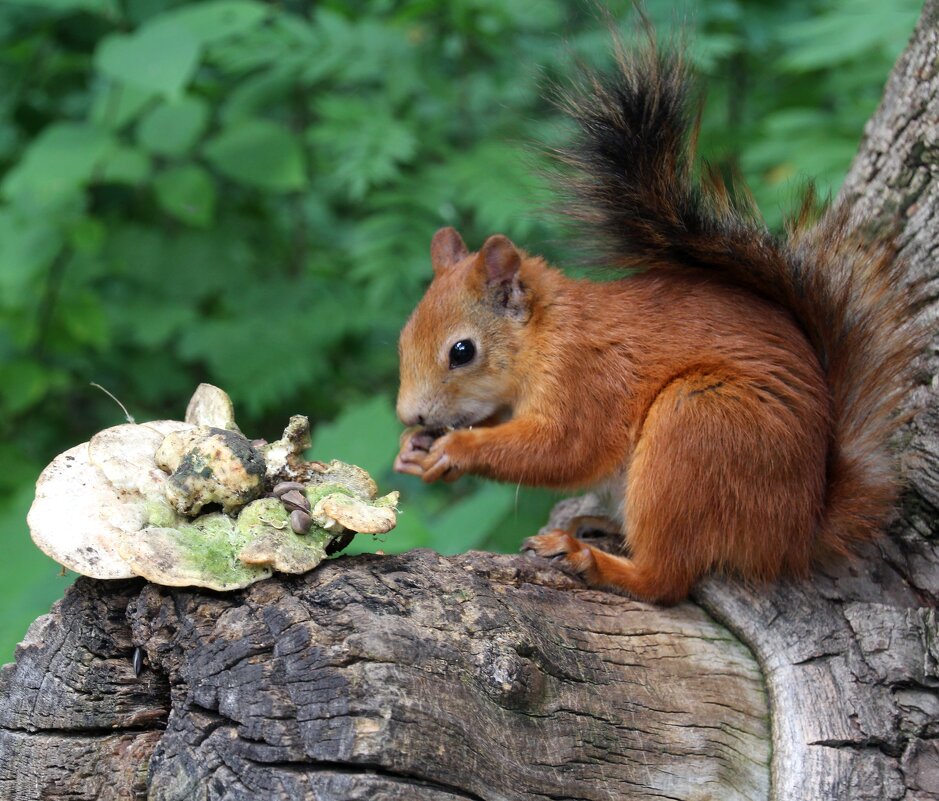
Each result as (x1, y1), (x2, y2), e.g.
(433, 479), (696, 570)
(242, 757), (489, 801)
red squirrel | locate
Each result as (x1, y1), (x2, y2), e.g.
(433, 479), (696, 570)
(393, 40), (920, 604)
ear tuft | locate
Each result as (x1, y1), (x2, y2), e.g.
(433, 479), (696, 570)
(430, 227), (469, 274)
(480, 235), (521, 285)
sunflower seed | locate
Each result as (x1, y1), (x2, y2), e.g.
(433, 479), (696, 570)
(290, 509), (312, 534)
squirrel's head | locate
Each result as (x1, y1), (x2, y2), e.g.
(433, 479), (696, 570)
(397, 227), (535, 431)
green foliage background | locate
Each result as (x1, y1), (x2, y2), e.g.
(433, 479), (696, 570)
(0, 0), (919, 662)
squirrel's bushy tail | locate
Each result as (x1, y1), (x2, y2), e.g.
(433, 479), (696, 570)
(559, 36), (922, 555)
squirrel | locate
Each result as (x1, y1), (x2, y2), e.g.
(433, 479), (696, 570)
(392, 37), (921, 604)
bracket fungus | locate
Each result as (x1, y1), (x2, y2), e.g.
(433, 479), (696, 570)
(27, 384), (399, 590)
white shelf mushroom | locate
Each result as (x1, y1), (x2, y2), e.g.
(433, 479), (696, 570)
(27, 385), (399, 590)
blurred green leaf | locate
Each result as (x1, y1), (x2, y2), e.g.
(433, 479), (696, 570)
(309, 96), (417, 200)
(154, 164), (216, 227)
(17, 0), (119, 14)
(161, 1), (271, 45)
(176, 281), (351, 414)
(779, 2), (919, 71)
(0, 211), (62, 306)
(432, 141), (552, 236)
(0, 482), (74, 666)
(114, 300), (196, 348)
(68, 217), (106, 254)
(2, 123), (116, 207)
(219, 66), (296, 124)
(100, 146), (151, 185)
(203, 119), (306, 191)
(90, 82), (155, 130)
(136, 96), (209, 157)
(58, 290), (110, 349)
(95, 21), (200, 97)
(0, 361), (53, 414)
(310, 395), (400, 480)
(430, 483), (518, 554)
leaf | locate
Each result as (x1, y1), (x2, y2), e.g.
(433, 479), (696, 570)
(136, 96), (210, 157)
(779, 2), (920, 71)
(687, 32), (741, 72)
(206, 16), (311, 76)
(67, 217), (106, 254)
(18, 0), (119, 14)
(90, 82), (155, 130)
(100, 146), (151, 185)
(302, 10), (417, 88)
(112, 300), (197, 348)
(159, 1), (270, 45)
(101, 223), (251, 301)
(95, 21), (200, 98)
(428, 141), (551, 237)
(0, 122), (19, 161)
(153, 164), (216, 227)
(0, 210), (62, 306)
(58, 290), (110, 349)
(430, 483), (518, 554)
(203, 119), (305, 191)
(310, 396), (400, 480)
(176, 280), (351, 415)
(308, 96), (417, 200)
(219, 66), (297, 124)
(1, 123), (116, 207)
(0, 482), (73, 666)
(0, 360), (53, 415)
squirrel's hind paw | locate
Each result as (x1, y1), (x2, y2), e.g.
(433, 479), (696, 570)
(523, 531), (596, 575)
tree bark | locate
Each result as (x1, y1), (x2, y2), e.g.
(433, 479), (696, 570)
(1, 4), (937, 800)
(0, 557), (771, 801)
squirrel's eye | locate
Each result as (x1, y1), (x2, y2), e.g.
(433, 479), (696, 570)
(448, 339), (476, 368)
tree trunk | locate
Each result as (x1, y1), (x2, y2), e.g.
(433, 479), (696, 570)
(1, 4), (937, 800)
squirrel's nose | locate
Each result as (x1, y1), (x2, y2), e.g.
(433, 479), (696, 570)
(396, 400), (426, 428)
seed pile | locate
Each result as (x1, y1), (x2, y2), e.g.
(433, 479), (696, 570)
(273, 481), (313, 534)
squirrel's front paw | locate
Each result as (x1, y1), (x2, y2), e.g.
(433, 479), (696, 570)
(394, 427), (438, 477)
(419, 432), (468, 483)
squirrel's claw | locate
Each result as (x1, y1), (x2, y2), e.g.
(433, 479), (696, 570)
(419, 433), (465, 483)
(420, 449), (454, 483)
(394, 428), (436, 476)
(523, 531), (596, 577)
(394, 429), (463, 482)
(393, 453), (425, 476)
(523, 531), (580, 559)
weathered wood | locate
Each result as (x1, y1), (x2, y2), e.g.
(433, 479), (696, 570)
(0, 579), (167, 800)
(2, 553), (769, 800)
(1, 3), (937, 800)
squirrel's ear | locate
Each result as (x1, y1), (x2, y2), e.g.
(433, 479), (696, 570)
(480, 235), (521, 284)
(430, 227), (469, 274)
(480, 234), (529, 321)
